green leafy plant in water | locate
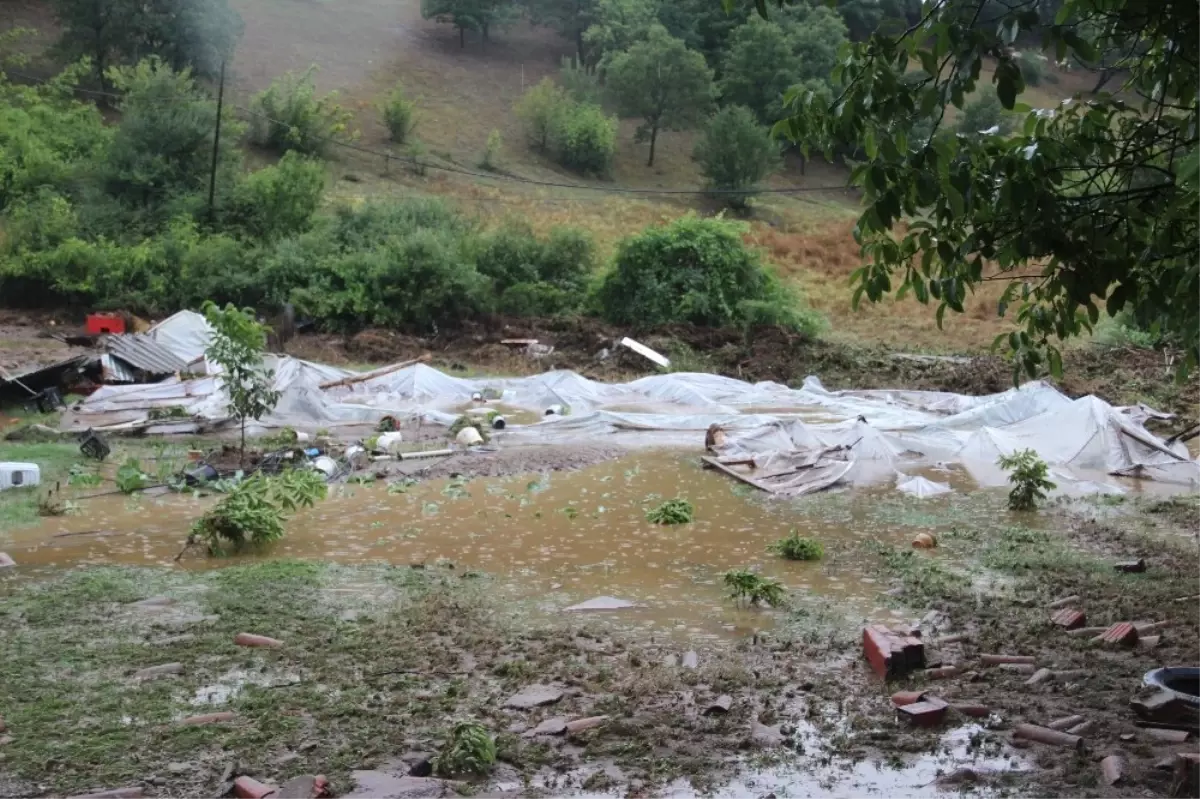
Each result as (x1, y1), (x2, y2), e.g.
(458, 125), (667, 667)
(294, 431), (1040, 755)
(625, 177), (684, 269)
(768, 531), (823, 561)
(433, 721), (496, 777)
(387, 477), (417, 494)
(560, 505), (579, 519)
(188, 469), (326, 555)
(996, 449), (1055, 511)
(646, 498), (694, 525)
(722, 569), (786, 608)
(67, 464), (102, 487)
(442, 476), (470, 499)
(115, 459), (150, 494)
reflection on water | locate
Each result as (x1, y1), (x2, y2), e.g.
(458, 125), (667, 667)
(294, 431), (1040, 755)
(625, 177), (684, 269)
(7, 452), (1018, 638)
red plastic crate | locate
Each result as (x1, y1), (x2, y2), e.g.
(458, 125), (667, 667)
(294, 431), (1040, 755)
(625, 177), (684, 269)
(86, 313), (125, 335)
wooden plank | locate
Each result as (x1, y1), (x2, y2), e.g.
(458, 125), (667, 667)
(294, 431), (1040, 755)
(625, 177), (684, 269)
(319, 354), (431, 390)
(700, 456), (774, 492)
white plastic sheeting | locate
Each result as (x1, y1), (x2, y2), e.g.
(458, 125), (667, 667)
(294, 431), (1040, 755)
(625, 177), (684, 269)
(67, 317), (1198, 496)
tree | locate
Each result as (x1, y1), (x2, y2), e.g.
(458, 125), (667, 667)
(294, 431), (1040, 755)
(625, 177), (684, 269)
(515, 78), (568, 151)
(202, 301), (280, 462)
(581, 0), (658, 65)
(694, 105), (781, 208)
(717, 7), (847, 124)
(772, 0), (1199, 379)
(104, 58), (242, 215)
(420, 0), (517, 46)
(605, 27), (714, 166)
(523, 0), (598, 58)
(54, 0), (240, 86)
(718, 16), (801, 124)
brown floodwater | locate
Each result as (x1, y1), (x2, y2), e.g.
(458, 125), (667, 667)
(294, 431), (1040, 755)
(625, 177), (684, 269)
(7, 451), (1004, 639)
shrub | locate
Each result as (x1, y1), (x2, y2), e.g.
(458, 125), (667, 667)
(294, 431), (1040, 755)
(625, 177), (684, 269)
(226, 151), (325, 241)
(539, 226), (595, 290)
(381, 82), (418, 143)
(559, 55), (602, 104)
(188, 469), (327, 554)
(694, 105), (781, 209)
(204, 301), (280, 459)
(996, 449), (1055, 511)
(768, 531), (823, 560)
(594, 214), (816, 331)
(249, 66), (355, 156)
(292, 228), (490, 333)
(956, 93), (1015, 136)
(515, 78), (568, 151)
(475, 223), (544, 290)
(498, 282), (572, 316)
(722, 570), (786, 607)
(646, 497), (694, 524)
(480, 129), (503, 170)
(433, 721), (496, 777)
(552, 101), (617, 177)
(1017, 52), (1045, 87)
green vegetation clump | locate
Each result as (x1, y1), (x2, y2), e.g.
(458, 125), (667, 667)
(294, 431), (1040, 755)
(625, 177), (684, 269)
(433, 721), (497, 776)
(447, 415), (489, 443)
(645, 497), (694, 524)
(514, 78), (616, 176)
(188, 469), (326, 554)
(722, 570), (786, 607)
(594, 215), (823, 335)
(249, 66), (355, 156)
(693, 105), (781, 209)
(997, 449), (1056, 511)
(768, 531), (823, 561)
(381, 82), (418, 144)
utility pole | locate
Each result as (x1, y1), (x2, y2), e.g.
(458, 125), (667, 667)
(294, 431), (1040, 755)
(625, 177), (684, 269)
(207, 59), (226, 221)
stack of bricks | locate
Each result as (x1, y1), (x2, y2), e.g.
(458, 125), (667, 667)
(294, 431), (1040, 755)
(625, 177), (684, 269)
(863, 624), (926, 679)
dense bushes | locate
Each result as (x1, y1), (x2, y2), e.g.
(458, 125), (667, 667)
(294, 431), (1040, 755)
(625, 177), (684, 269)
(694, 105), (780, 208)
(381, 82), (418, 144)
(514, 78), (616, 177)
(594, 215), (823, 335)
(248, 67), (355, 156)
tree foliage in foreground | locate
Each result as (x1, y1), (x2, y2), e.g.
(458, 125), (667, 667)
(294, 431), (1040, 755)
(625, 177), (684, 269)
(770, 0), (1198, 379)
(203, 301), (280, 459)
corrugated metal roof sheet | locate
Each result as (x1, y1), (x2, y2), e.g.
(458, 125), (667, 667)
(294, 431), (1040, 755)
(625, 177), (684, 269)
(101, 334), (186, 377)
(99, 353), (138, 383)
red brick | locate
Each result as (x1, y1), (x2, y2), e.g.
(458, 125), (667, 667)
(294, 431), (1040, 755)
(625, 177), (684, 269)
(863, 625), (926, 680)
(891, 690), (926, 707)
(1098, 622), (1139, 646)
(952, 703), (990, 718)
(234, 632), (283, 648)
(1051, 608), (1087, 630)
(233, 776), (277, 799)
(897, 699), (948, 727)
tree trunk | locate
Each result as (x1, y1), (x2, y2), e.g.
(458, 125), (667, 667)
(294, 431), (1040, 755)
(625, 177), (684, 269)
(799, 153), (806, 176)
(482, 22), (489, 43)
(576, 29), (584, 60)
(1091, 67), (1115, 95)
(240, 417), (246, 466)
(459, 25), (465, 48)
(647, 126), (658, 167)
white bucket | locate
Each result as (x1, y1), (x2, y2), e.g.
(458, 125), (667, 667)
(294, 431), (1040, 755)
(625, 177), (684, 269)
(0, 463), (40, 491)
(455, 426), (483, 446)
(378, 431), (404, 454)
(312, 456), (338, 479)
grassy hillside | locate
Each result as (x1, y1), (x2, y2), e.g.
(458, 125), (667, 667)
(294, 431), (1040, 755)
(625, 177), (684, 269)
(2, 0), (1106, 353)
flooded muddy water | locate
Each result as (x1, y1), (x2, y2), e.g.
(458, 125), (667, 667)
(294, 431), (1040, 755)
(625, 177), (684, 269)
(10, 451), (1011, 638)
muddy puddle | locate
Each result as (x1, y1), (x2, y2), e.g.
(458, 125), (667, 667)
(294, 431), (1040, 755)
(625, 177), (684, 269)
(5, 451), (1026, 639)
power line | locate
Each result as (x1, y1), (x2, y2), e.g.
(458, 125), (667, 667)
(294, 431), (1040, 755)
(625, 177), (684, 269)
(4, 67), (857, 198)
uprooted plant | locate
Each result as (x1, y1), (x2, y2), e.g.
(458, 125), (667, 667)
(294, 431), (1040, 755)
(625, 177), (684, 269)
(646, 497), (694, 525)
(432, 721), (496, 777)
(997, 449), (1055, 511)
(768, 531), (823, 561)
(723, 569), (786, 608)
(115, 458), (150, 494)
(184, 469), (326, 556)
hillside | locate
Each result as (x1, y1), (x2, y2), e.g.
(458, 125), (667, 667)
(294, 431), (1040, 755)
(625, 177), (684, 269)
(1, 0), (1104, 352)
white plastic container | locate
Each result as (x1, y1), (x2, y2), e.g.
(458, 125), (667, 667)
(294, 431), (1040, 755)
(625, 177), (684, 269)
(0, 463), (40, 491)
(377, 431), (404, 454)
(455, 426), (483, 446)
